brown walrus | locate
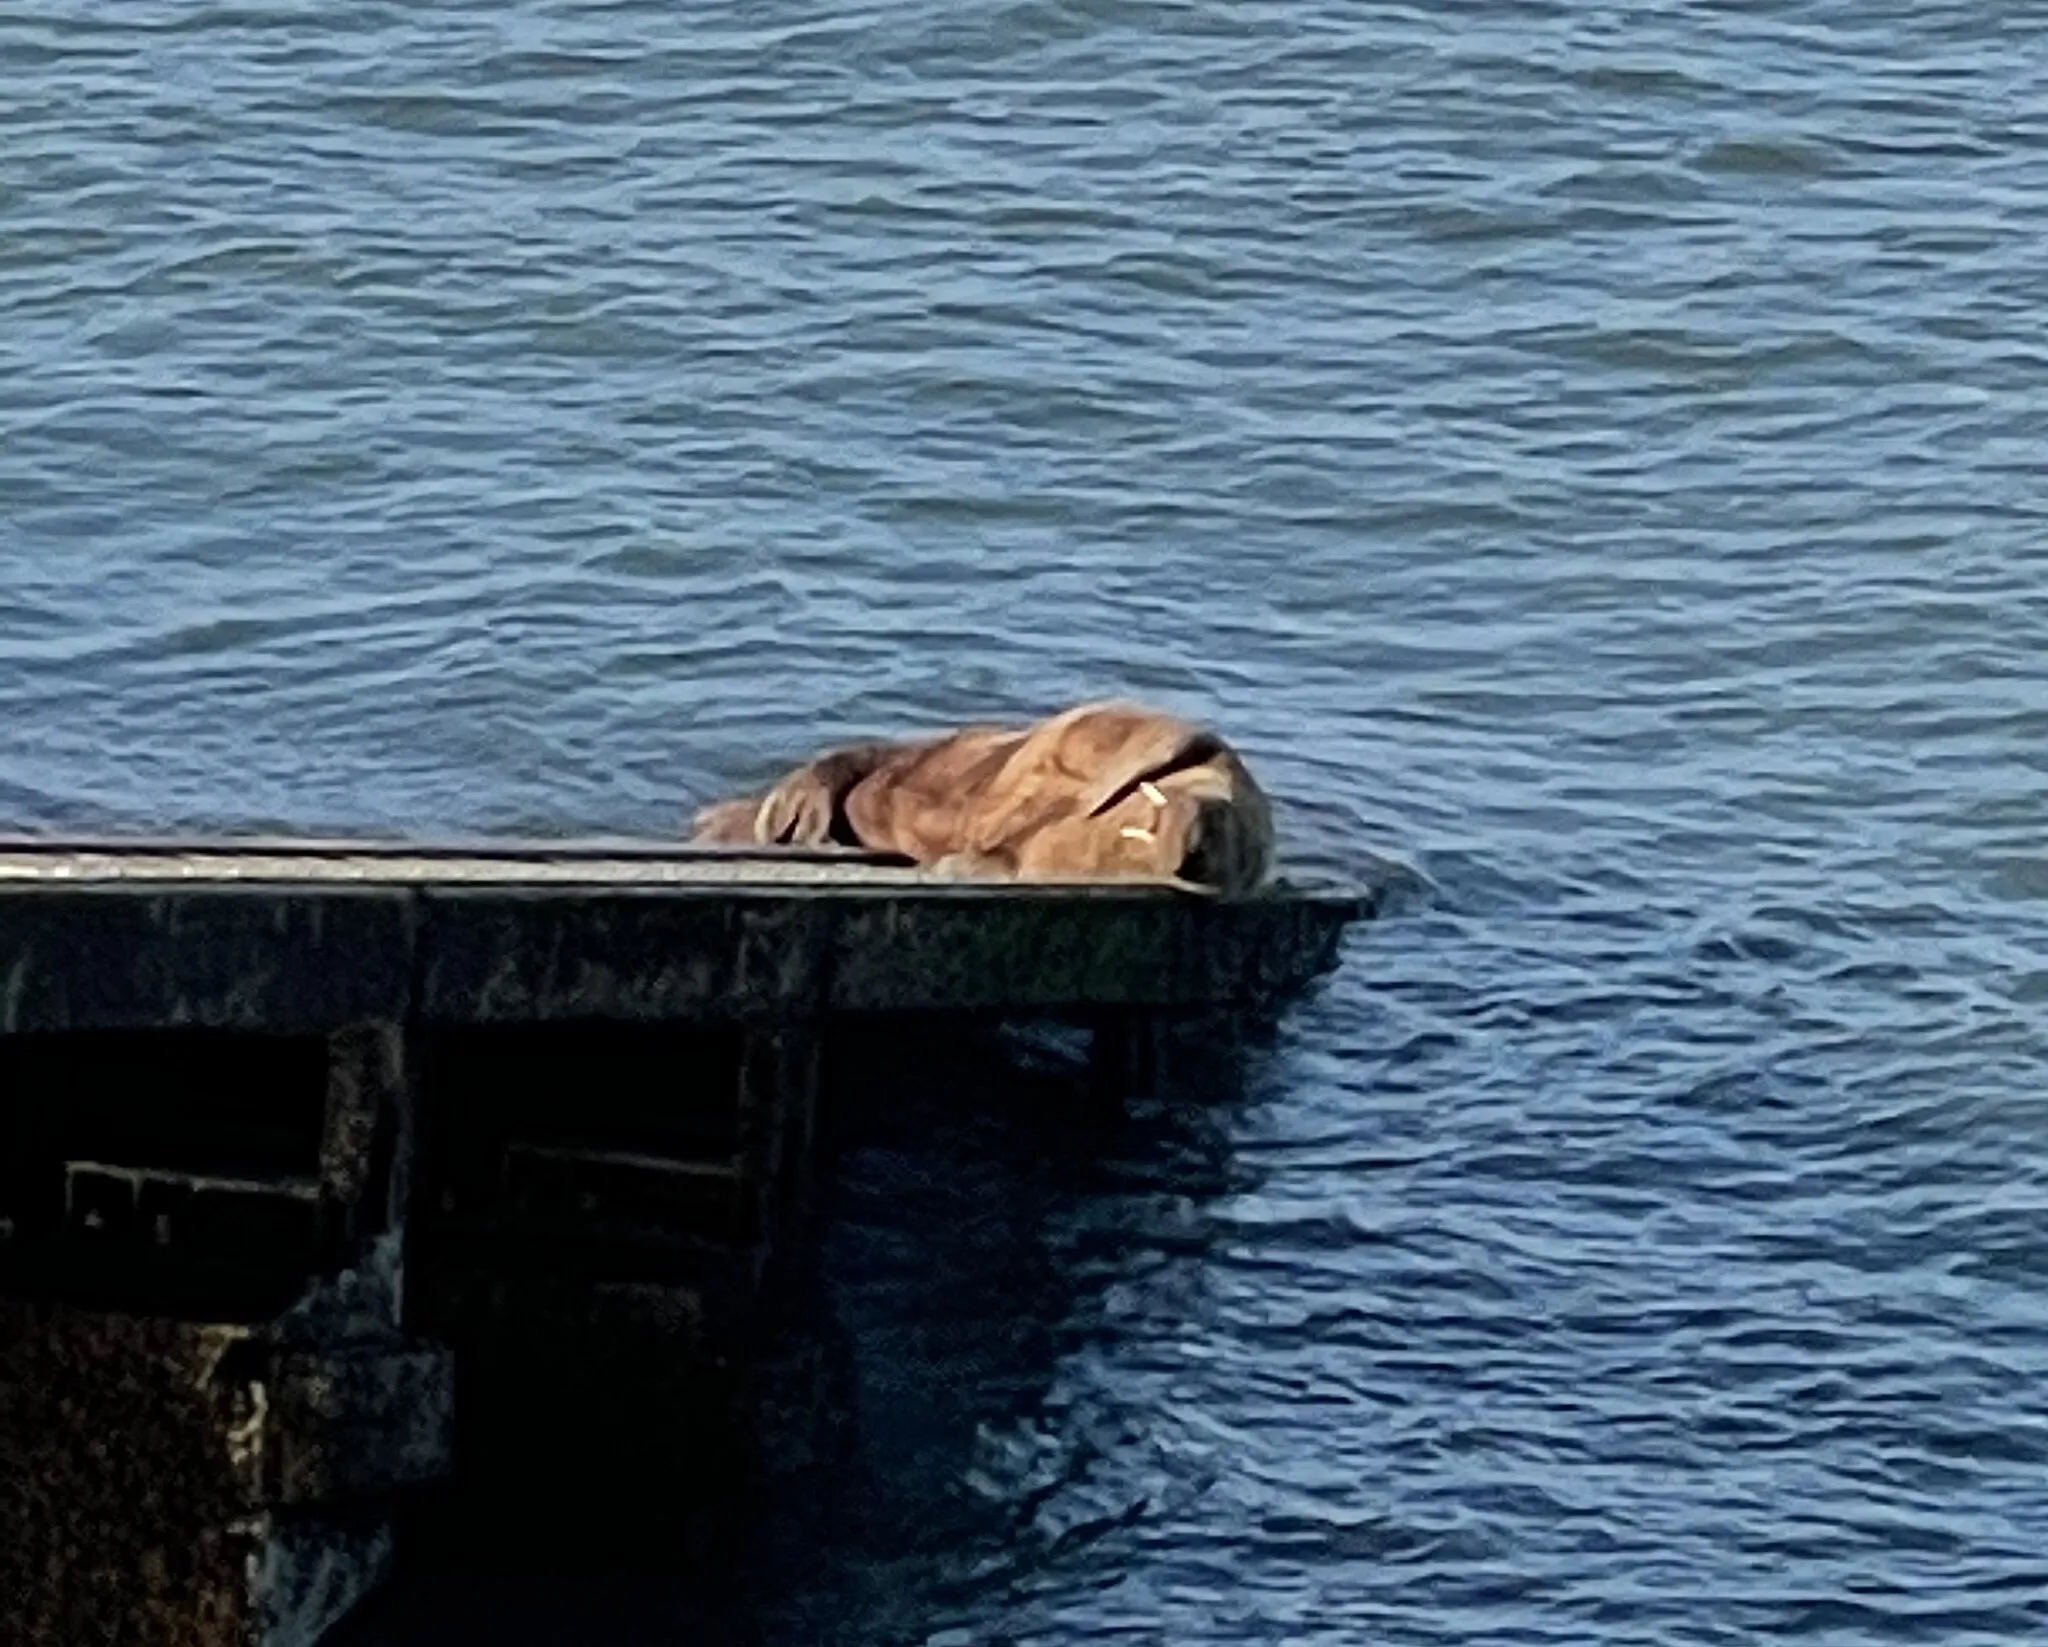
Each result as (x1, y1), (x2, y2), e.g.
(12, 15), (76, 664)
(691, 701), (1274, 894)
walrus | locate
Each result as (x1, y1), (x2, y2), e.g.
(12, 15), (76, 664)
(690, 701), (1274, 894)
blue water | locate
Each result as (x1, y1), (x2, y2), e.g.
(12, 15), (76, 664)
(4, 1), (2047, 1641)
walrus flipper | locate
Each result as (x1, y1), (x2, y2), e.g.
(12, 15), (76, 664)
(692, 742), (899, 847)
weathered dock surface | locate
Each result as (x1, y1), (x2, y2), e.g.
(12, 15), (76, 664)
(0, 840), (1369, 1647)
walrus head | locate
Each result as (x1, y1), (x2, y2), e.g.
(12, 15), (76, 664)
(970, 702), (1274, 894)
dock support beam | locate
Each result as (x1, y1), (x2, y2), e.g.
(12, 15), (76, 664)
(0, 1023), (453, 1647)
(1087, 1013), (1164, 1100)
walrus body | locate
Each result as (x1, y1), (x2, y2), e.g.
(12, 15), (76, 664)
(691, 701), (1274, 895)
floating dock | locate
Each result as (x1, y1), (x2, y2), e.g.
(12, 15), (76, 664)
(0, 839), (1369, 1647)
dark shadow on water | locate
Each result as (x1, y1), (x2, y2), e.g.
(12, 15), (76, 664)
(340, 1017), (1257, 1647)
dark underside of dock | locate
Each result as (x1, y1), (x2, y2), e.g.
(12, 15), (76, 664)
(0, 840), (1371, 1647)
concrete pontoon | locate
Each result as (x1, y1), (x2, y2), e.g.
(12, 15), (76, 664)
(0, 838), (1370, 1647)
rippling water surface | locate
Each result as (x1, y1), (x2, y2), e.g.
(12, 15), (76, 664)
(5, 1), (2048, 1641)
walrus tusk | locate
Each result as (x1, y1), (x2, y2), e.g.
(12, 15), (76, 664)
(1140, 781), (1167, 807)
(1120, 825), (1156, 842)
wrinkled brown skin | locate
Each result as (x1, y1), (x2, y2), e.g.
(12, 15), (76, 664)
(689, 701), (1275, 894)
